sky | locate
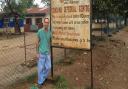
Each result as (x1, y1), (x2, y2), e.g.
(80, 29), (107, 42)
(34, 0), (45, 7)
(0, 2), (2, 11)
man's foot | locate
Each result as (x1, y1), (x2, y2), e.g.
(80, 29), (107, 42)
(45, 78), (48, 82)
(36, 79), (48, 88)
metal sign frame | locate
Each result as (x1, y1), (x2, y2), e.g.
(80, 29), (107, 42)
(50, 0), (94, 89)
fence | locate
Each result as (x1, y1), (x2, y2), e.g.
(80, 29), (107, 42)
(0, 27), (37, 89)
(0, 22), (126, 89)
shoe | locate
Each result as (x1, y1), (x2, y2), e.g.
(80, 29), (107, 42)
(45, 78), (48, 82)
(36, 79), (47, 89)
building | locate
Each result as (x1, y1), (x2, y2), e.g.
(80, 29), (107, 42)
(0, 7), (49, 33)
(24, 7), (49, 32)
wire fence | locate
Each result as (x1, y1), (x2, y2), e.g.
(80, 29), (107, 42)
(0, 28), (66, 89)
(0, 21), (126, 89)
(0, 29), (37, 89)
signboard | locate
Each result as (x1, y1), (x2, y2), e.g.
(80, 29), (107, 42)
(51, 0), (91, 49)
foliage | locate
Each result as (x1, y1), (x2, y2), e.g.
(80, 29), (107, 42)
(93, 0), (128, 19)
(0, 0), (36, 33)
(93, 0), (128, 26)
(2, 0), (35, 15)
(41, 0), (50, 7)
(54, 75), (68, 89)
(26, 72), (37, 83)
(30, 84), (38, 89)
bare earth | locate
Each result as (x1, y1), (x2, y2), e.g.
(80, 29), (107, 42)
(0, 27), (128, 89)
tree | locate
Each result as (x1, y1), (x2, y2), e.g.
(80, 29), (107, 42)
(41, 0), (50, 7)
(123, 0), (128, 25)
(0, 0), (35, 34)
(93, 0), (128, 28)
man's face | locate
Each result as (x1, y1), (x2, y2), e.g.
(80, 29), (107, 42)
(44, 18), (49, 29)
(44, 22), (49, 28)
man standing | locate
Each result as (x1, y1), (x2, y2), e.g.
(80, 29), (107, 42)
(36, 18), (51, 88)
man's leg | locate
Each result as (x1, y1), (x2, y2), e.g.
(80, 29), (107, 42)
(44, 54), (51, 78)
(37, 54), (46, 85)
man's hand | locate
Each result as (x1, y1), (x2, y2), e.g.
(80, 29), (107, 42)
(36, 34), (40, 60)
(36, 53), (40, 60)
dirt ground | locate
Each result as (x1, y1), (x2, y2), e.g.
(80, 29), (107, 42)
(0, 32), (38, 88)
(0, 26), (128, 89)
(0, 32), (64, 89)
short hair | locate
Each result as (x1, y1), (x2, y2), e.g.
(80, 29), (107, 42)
(44, 18), (49, 23)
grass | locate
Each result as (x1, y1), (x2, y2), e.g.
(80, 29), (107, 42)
(7, 72), (37, 89)
(53, 75), (69, 89)
(30, 84), (38, 89)
(25, 72), (37, 83)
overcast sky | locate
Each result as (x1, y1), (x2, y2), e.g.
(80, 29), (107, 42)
(34, 0), (45, 7)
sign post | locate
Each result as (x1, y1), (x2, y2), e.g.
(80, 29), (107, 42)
(50, 0), (93, 88)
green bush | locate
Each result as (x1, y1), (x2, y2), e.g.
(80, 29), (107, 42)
(54, 75), (68, 89)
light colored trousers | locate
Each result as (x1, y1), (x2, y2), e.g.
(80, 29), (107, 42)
(37, 53), (51, 85)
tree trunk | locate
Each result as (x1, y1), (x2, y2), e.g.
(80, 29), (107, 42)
(115, 15), (119, 31)
(14, 16), (21, 34)
(124, 14), (127, 26)
(107, 17), (109, 35)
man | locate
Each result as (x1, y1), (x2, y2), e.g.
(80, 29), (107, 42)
(36, 18), (51, 88)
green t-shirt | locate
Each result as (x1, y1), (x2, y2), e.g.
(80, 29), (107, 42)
(37, 28), (51, 54)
